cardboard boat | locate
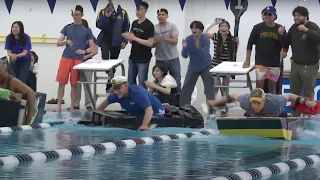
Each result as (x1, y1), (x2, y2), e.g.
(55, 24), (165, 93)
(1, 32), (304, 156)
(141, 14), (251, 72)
(0, 92), (47, 127)
(78, 104), (204, 129)
(216, 117), (307, 140)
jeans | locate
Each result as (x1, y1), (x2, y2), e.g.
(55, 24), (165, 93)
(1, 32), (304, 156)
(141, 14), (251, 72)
(26, 71), (37, 92)
(180, 67), (215, 106)
(11, 59), (31, 84)
(156, 58), (181, 92)
(128, 59), (150, 89)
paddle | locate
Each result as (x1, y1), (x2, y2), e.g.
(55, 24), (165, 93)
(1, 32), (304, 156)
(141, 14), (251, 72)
(230, 0), (248, 62)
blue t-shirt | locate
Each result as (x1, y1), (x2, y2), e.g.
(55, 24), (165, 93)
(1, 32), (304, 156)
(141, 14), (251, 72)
(60, 23), (95, 60)
(238, 93), (287, 117)
(5, 34), (32, 61)
(181, 34), (212, 73)
(107, 85), (165, 116)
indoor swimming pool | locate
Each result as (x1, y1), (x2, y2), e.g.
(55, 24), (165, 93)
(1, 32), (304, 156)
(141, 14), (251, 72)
(1, 111), (320, 180)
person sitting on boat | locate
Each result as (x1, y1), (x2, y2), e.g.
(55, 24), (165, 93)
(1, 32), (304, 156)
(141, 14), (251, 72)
(0, 62), (36, 124)
(97, 76), (165, 130)
(145, 65), (179, 107)
(209, 88), (317, 117)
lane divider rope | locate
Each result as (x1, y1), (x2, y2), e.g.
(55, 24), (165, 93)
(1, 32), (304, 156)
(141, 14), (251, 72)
(212, 154), (320, 180)
(0, 129), (216, 166)
(0, 121), (65, 134)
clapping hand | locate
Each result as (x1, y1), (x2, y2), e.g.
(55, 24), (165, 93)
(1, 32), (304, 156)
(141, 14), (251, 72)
(122, 32), (136, 41)
(182, 39), (187, 47)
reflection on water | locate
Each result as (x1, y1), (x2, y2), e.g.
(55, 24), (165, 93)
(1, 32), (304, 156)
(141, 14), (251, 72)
(0, 139), (320, 179)
(0, 112), (320, 179)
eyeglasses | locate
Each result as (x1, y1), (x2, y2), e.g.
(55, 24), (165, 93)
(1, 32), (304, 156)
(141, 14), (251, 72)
(263, 12), (273, 16)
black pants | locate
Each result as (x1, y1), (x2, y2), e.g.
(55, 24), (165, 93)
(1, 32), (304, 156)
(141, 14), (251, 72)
(100, 41), (122, 90)
(263, 63), (284, 94)
(26, 71), (37, 92)
(100, 41), (121, 60)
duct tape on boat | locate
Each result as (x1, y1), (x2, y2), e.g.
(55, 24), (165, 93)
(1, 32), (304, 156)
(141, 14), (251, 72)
(0, 121), (65, 133)
(212, 154), (320, 180)
(0, 129), (216, 166)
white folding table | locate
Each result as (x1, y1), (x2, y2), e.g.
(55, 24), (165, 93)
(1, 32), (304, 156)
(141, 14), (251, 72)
(73, 59), (125, 108)
(210, 61), (255, 97)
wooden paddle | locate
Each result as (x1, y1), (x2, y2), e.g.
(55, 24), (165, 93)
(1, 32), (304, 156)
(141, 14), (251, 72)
(230, 0), (248, 62)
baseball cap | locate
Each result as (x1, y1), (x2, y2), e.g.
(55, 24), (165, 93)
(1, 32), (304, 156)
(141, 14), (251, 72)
(111, 76), (128, 90)
(249, 88), (266, 102)
(263, 6), (277, 15)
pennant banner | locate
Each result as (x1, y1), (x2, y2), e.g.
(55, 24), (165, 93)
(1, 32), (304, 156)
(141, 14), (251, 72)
(90, 0), (99, 12)
(224, 0), (231, 9)
(271, 0), (277, 7)
(4, 0), (14, 14)
(179, 0), (186, 11)
(134, 0), (142, 10)
(47, 0), (57, 14)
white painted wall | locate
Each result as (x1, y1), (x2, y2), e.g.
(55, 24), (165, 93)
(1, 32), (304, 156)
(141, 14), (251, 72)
(0, 0), (318, 107)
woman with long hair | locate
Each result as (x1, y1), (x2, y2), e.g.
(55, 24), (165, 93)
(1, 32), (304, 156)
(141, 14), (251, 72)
(145, 65), (179, 106)
(203, 19), (239, 115)
(5, 21), (32, 84)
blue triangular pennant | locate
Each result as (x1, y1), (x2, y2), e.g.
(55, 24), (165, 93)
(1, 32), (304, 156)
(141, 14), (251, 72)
(4, 0), (14, 14)
(47, 0), (56, 14)
(179, 0), (186, 11)
(271, 0), (277, 6)
(224, 0), (231, 9)
(134, 0), (142, 10)
(90, 0), (99, 12)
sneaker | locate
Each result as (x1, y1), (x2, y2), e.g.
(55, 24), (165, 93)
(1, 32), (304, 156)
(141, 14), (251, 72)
(220, 111), (228, 117)
(86, 106), (93, 111)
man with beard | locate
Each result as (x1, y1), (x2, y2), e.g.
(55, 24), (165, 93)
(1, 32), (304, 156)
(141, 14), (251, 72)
(243, 6), (286, 94)
(279, 6), (320, 117)
(153, 8), (181, 91)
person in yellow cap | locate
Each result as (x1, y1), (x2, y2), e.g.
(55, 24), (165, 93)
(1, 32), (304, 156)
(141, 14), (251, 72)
(97, 76), (165, 130)
(209, 88), (316, 117)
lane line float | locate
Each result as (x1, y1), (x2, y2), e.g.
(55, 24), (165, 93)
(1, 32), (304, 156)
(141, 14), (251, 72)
(0, 129), (216, 166)
(212, 154), (320, 180)
(0, 121), (65, 134)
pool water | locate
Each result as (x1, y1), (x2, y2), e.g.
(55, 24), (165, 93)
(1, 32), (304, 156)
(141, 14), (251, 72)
(1, 110), (320, 179)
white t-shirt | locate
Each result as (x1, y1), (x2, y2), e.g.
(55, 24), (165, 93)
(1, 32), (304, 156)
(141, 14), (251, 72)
(160, 75), (177, 88)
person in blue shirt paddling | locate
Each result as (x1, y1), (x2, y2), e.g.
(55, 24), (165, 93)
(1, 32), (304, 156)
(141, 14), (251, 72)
(209, 88), (317, 117)
(97, 76), (165, 130)
(180, 21), (215, 114)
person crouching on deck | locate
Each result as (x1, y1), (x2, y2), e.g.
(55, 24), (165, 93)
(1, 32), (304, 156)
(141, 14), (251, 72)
(209, 88), (316, 117)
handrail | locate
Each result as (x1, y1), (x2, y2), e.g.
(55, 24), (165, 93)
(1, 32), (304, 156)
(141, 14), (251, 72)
(0, 34), (57, 39)
(0, 34), (57, 44)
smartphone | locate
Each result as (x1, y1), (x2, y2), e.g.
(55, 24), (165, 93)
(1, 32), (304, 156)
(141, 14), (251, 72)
(216, 18), (225, 24)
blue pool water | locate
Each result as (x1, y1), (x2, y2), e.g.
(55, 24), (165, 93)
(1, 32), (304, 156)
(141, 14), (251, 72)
(1, 111), (320, 179)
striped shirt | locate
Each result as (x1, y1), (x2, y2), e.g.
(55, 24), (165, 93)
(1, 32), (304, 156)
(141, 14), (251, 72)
(211, 33), (230, 67)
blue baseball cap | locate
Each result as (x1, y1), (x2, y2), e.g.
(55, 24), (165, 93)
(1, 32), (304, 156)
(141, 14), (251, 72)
(263, 6), (277, 15)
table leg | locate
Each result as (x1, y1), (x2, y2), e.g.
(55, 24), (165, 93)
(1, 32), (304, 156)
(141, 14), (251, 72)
(246, 73), (253, 91)
(81, 71), (96, 109)
(93, 71), (97, 101)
